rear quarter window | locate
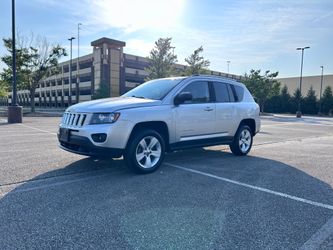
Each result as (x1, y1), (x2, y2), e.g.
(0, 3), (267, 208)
(230, 84), (244, 102)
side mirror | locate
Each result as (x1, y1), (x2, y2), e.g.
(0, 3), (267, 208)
(174, 92), (193, 105)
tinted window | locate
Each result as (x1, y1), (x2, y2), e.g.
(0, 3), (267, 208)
(230, 84), (244, 102)
(123, 78), (183, 100)
(213, 82), (230, 102)
(181, 81), (210, 104)
(234, 85), (244, 101)
(227, 84), (235, 102)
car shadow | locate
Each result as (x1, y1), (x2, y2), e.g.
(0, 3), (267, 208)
(0, 148), (333, 249)
(166, 148), (333, 203)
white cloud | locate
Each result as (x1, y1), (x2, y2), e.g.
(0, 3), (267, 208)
(24, 0), (333, 76)
(125, 39), (153, 57)
(76, 0), (186, 33)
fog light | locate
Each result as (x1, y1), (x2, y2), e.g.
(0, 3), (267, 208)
(91, 133), (107, 143)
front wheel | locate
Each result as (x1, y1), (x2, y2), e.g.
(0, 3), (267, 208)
(229, 125), (253, 156)
(124, 129), (165, 174)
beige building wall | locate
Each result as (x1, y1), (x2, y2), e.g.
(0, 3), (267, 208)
(110, 49), (121, 97)
(93, 47), (102, 91)
(278, 75), (333, 98)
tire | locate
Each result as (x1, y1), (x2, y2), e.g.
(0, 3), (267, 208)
(124, 129), (165, 174)
(229, 125), (253, 156)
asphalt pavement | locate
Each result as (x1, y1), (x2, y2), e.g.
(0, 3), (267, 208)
(0, 115), (333, 249)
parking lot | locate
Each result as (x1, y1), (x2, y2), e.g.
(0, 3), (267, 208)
(0, 115), (333, 249)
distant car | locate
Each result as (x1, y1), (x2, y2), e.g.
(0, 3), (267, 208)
(58, 75), (260, 173)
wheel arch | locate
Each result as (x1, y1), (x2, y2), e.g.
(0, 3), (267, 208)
(126, 121), (170, 151)
(238, 118), (256, 135)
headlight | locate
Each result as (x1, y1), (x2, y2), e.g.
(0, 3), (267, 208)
(90, 113), (120, 124)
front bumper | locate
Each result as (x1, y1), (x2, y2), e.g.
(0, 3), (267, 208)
(58, 133), (124, 157)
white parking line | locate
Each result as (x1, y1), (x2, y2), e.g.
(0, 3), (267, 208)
(261, 122), (302, 128)
(1, 133), (49, 137)
(0, 119), (57, 135)
(0, 167), (126, 196)
(261, 122), (333, 128)
(18, 123), (57, 135)
(165, 162), (333, 211)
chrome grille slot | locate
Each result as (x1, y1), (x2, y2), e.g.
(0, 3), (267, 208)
(80, 115), (86, 126)
(71, 114), (76, 126)
(75, 114), (81, 126)
(69, 114), (72, 125)
(62, 112), (87, 127)
(65, 113), (69, 124)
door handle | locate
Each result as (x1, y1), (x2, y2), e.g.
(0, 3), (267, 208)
(204, 107), (214, 111)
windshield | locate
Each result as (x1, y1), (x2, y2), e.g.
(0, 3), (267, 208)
(122, 78), (184, 100)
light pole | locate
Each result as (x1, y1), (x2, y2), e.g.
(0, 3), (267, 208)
(227, 60), (230, 74)
(68, 37), (75, 106)
(8, 0), (22, 123)
(76, 23), (82, 103)
(319, 65), (324, 115)
(296, 46), (310, 118)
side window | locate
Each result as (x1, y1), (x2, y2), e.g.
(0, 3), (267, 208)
(229, 84), (244, 102)
(227, 84), (235, 102)
(181, 81), (210, 104)
(213, 82), (230, 102)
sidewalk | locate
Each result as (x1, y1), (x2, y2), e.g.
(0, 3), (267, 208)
(0, 107), (64, 117)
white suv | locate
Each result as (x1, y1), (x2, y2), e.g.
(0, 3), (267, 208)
(58, 75), (260, 173)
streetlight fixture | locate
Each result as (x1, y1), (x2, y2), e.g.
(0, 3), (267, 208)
(76, 23), (82, 103)
(319, 65), (324, 115)
(296, 46), (310, 118)
(8, 0), (22, 123)
(227, 60), (231, 74)
(68, 37), (75, 106)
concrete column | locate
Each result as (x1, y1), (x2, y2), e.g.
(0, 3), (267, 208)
(110, 48), (121, 97)
(91, 38), (126, 98)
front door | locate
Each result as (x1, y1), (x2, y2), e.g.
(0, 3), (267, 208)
(174, 81), (215, 142)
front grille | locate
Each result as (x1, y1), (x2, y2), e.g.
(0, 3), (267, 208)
(62, 112), (87, 127)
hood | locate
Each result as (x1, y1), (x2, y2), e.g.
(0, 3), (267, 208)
(66, 97), (161, 113)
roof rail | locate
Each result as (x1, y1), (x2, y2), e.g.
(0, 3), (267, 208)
(188, 74), (242, 81)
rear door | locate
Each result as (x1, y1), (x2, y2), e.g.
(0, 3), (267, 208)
(213, 81), (238, 136)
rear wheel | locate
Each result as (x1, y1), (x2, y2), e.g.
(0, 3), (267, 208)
(229, 125), (253, 156)
(124, 129), (165, 174)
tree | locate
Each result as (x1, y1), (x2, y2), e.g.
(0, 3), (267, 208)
(184, 46), (210, 75)
(1, 36), (66, 112)
(264, 95), (281, 113)
(145, 38), (177, 80)
(0, 78), (7, 97)
(280, 85), (291, 113)
(291, 88), (303, 114)
(303, 86), (317, 114)
(321, 86), (333, 115)
(242, 69), (280, 112)
(0, 38), (33, 92)
(92, 83), (110, 100)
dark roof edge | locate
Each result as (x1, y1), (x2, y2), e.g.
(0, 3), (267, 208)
(91, 37), (126, 47)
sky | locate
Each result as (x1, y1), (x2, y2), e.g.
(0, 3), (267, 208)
(0, 0), (332, 78)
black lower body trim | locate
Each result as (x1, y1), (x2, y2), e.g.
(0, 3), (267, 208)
(58, 134), (123, 157)
(169, 136), (233, 151)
